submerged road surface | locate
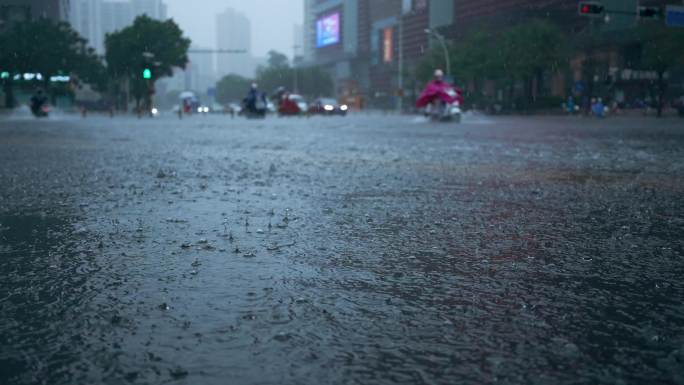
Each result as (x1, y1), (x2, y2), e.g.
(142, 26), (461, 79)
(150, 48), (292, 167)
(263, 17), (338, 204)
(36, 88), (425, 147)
(1, 113), (683, 385)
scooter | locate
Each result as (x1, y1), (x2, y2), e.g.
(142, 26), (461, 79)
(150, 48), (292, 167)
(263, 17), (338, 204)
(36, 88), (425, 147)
(417, 83), (463, 124)
(425, 91), (462, 123)
(30, 101), (50, 118)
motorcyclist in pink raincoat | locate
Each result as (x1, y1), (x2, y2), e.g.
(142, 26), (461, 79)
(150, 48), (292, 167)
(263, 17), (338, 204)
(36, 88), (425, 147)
(416, 69), (464, 109)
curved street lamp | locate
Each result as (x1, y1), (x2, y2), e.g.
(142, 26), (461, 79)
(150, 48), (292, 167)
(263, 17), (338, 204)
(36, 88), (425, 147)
(424, 28), (451, 77)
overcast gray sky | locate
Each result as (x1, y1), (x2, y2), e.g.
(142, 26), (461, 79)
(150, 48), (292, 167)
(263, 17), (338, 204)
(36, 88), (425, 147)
(166, 0), (304, 58)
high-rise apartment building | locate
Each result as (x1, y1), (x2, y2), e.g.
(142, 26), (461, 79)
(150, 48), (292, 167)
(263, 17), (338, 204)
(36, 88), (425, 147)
(70, 0), (102, 52)
(0, 0), (70, 31)
(216, 7), (252, 78)
(186, 45), (215, 93)
(69, 0), (167, 54)
(101, 0), (133, 38)
(293, 23), (304, 60)
(132, 0), (165, 20)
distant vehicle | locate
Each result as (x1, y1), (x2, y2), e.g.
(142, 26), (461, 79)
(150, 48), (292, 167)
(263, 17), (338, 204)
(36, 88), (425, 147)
(227, 102), (242, 115)
(242, 85), (267, 119)
(308, 98), (348, 116)
(179, 91), (199, 115)
(278, 93), (308, 116)
(30, 90), (49, 118)
(422, 91), (462, 123)
(416, 71), (463, 123)
(197, 105), (210, 114)
(210, 103), (226, 114)
(289, 94), (308, 114)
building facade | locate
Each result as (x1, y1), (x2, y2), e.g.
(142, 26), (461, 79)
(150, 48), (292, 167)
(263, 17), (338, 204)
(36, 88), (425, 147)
(304, 0), (680, 110)
(69, 0), (167, 54)
(216, 7), (253, 78)
(0, 0), (70, 31)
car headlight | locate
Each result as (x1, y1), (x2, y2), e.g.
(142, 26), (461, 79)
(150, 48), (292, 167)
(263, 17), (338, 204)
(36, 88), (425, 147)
(324, 105), (334, 111)
(151, 108), (159, 115)
(197, 107), (202, 113)
(340, 105), (348, 111)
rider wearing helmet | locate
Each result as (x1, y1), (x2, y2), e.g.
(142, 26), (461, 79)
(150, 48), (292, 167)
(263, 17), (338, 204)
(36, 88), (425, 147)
(416, 69), (463, 111)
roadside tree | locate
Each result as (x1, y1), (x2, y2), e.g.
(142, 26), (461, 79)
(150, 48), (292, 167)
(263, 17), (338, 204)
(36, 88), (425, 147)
(0, 19), (105, 108)
(636, 23), (684, 117)
(105, 15), (190, 112)
(216, 74), (252, 104)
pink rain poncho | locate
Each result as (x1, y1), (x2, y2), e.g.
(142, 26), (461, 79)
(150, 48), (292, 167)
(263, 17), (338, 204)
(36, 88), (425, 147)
(416, 80), (464, 108)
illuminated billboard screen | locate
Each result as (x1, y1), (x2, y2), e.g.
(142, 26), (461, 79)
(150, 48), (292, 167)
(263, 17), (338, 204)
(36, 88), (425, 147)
(316, 12), (340, 48)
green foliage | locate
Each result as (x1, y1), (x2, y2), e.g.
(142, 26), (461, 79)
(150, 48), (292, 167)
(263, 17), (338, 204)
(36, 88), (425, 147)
(634, 23), (684, 117)
(417, 19), (568, 109)
(636, 23), (684, 73)
(105, 15), (190, 104)
(0, 19), (106, 93)
(295, 66), (334, 97)
(252, 50), (333, 97)
(502, 20), (568, 81)
(266, 50), (290, 69)
(216, 74), (252, 103)
(416, 42), (455, 82)
(256, 65), (292, 94)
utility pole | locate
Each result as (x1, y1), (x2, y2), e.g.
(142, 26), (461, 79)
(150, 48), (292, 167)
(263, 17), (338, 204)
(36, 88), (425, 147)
(425, 29), (450, 77)
(293, 45), (301, 93)
(397, 16), (404, 113)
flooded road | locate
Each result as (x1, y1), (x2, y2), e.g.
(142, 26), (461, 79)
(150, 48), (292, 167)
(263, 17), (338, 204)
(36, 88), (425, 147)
(1, 113), (683, 384)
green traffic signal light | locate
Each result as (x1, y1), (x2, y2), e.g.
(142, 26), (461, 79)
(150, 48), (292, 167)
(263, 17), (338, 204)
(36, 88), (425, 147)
(638, 6), (662, 19)
(143, 68), (152, 79)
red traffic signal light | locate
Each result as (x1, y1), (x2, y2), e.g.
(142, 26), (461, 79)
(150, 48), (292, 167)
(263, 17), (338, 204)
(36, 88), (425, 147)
(578, 2), (605, 17)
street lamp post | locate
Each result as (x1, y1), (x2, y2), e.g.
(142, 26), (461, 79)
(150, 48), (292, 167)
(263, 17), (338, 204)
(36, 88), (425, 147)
(293, 44), (301, 93)
(397, 16), (404, 113)
(425, 29), (450, 77)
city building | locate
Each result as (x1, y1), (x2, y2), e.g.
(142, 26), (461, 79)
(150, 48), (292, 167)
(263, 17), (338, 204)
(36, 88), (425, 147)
(293, 23), (304, 61)
(131, 0), (166, 20)
(0, 0), (70, 31)
(69, 0), (167, 54)
(70, 0), (102, 52)
(101, 0), (134, 38)
(304, 0), (682, 110)
(186, 46), (216, 94)
(216, 7), (253, 78)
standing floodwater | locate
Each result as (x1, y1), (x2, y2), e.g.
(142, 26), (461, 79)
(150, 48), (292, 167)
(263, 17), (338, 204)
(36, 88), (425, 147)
(1, 114), (683, 385)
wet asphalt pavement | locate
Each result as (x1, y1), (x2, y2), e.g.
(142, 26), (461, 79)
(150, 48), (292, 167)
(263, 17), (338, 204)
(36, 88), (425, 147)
(0, 112), (683, 385)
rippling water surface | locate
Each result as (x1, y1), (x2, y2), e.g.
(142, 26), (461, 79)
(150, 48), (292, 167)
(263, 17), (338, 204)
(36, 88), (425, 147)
(1, 115), (683, 384)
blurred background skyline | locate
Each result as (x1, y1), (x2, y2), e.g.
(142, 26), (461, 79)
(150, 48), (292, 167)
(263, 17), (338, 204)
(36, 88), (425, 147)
(165, 0), (304, 58)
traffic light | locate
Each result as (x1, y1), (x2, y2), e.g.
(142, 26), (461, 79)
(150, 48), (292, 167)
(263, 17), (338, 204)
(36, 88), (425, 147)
(142, 68), (152, 80)
(578, 2), (605, 17)
(638, 6), (662, 19)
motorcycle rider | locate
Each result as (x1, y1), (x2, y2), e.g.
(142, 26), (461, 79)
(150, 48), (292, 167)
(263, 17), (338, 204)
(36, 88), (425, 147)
(30, 89), (49, 117)
(416, 69), (463, 118)
(243, 83), (267, 118)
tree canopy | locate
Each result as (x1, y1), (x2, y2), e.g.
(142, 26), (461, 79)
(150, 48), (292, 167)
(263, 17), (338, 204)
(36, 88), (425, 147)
(105, 15), (190, 80)
(266, 50), (290, 69)
(636, 23), (684, 74)
(105, 15), (190, 107)
(216, 74), (252, 103)
(253, 50), (333, 97)
(0, 19), (106, 98)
